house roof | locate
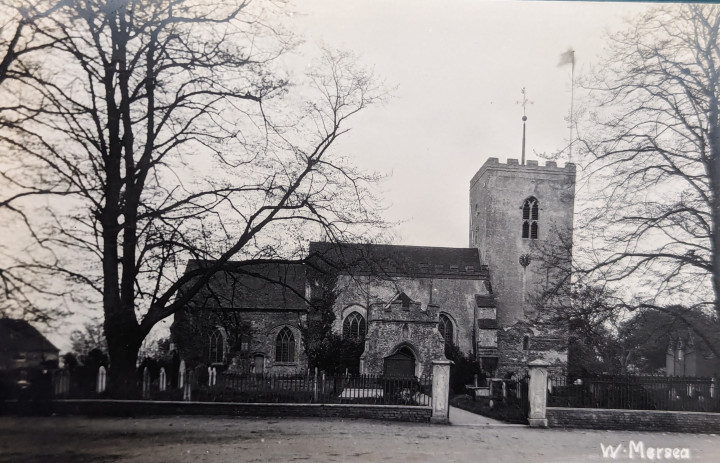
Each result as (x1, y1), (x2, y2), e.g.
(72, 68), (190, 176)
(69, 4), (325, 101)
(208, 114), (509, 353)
(0, 319), (59, 354)
(308, 242), (488, 279)
(182, 261), (307, 310)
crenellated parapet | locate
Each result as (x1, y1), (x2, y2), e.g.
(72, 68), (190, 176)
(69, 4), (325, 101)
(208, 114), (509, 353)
(470, 157), (575, 188)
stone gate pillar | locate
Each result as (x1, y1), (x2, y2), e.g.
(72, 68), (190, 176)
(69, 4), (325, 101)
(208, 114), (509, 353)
(527, 359), (549, 427)
(430, 359), (453, 424)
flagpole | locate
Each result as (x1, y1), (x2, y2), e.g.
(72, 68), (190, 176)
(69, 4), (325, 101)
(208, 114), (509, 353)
(569, 52), (575, 164)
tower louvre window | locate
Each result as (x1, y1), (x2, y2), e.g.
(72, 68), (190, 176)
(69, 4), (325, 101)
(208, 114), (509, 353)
(522, 197), (539, 239)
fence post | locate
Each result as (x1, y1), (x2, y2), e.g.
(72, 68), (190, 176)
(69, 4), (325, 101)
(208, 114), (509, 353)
(527, 359), (549, 427)
(313, 367), (318, 402)
(321, 372), (326, 398)
(430, 359), (453, 424)
(142, 367), (150, 399)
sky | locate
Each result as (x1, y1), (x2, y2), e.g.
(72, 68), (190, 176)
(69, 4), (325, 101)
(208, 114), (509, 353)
(288, 0), (652, 247)
(35, 0), (660, 351)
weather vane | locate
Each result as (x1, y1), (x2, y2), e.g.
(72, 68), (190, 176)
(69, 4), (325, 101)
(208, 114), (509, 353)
(516, 88), (533, 165)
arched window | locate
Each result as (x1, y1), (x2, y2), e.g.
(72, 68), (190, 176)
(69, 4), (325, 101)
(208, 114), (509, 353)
(522, 197), (539, 239)
(439, 314), (454, 349)
(343, 311), (366, 339)
(522, 335), (530, 352)
(275, 327), (295, 363)
(209, 329), (224, 364)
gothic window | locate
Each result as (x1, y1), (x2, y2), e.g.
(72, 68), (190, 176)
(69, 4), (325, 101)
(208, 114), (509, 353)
(522, 335), (530, 352)
(209, 329), (224, 364)
(343, 311), (366, 339)
(522, 197), (539, 239)
(439, 314), (454, 349)
(275, 327), (295, 363)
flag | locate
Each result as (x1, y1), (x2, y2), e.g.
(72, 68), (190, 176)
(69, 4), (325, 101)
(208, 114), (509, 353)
(558, 49), (575, 67)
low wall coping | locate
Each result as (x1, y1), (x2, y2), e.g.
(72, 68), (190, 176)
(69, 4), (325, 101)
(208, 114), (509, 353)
(548, 407), (720, 416)
(54, 399), (431, 411)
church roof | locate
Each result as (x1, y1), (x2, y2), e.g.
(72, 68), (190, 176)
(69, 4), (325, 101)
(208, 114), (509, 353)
(180, 242), (488, 311)
(308, 242), (488, 278)
(182, 261), (307, 310)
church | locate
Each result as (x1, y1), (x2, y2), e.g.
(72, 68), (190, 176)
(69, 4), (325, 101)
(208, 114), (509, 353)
(171, 157), (576, 379)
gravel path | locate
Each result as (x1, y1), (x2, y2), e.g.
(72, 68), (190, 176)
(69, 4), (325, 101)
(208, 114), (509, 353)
(448, 405), (518, 426)
(1, 415), (719, 462)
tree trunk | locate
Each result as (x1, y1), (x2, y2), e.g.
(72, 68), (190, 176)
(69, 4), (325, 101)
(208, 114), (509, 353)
(708, 95), (720, 357)
(106, 324), (142, 399)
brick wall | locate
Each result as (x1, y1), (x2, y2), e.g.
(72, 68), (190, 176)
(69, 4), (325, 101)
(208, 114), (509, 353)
(43, 400), (432, 423)
(548, 407), (720, 433)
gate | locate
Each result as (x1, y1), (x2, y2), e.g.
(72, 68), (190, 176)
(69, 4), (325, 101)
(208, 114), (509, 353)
(519, 375), (530, 417)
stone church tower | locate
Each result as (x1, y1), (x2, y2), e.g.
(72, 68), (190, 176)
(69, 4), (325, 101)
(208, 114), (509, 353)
(469, 157), (576, 376)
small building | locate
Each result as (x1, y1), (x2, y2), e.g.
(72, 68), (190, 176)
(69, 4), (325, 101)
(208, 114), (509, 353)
(0, 318), (60, 370)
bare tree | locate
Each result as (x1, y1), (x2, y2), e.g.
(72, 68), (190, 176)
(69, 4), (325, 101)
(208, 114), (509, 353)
(0, 0), (387, 395)
(576, 4), (720, 356)
(0, 0), (66, 85)
(0, 1), (74, 323)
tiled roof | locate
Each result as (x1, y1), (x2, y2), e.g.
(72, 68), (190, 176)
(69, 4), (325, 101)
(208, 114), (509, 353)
(0, 319), (59, 354)
(308, 242), (487, 278)
(182, 261), (307, 310)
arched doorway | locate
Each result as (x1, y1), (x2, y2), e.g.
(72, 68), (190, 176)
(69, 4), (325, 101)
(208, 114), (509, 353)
(383, 346), (416, 377)
(253, 354), (265, 375)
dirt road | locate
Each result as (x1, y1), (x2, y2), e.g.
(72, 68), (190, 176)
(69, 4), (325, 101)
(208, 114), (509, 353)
(1, 415), (719, 462)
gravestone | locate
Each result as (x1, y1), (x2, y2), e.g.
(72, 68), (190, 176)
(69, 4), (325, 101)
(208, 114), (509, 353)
(96, 366), (107, 394)
(178, 360), (186, 389)
(208, 367), (217, 387)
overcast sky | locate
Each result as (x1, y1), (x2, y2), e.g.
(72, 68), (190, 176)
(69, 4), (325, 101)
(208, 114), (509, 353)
(289, 0), (652, 248)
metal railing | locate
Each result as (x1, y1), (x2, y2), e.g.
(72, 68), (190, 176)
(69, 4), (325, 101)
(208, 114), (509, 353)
(47, 368), (432, 407)
(190, 372), (432, 406)
(548, 375), (719, 412)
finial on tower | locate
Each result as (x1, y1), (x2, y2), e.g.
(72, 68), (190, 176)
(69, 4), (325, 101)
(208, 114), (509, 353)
(517, 88), (533, 165)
